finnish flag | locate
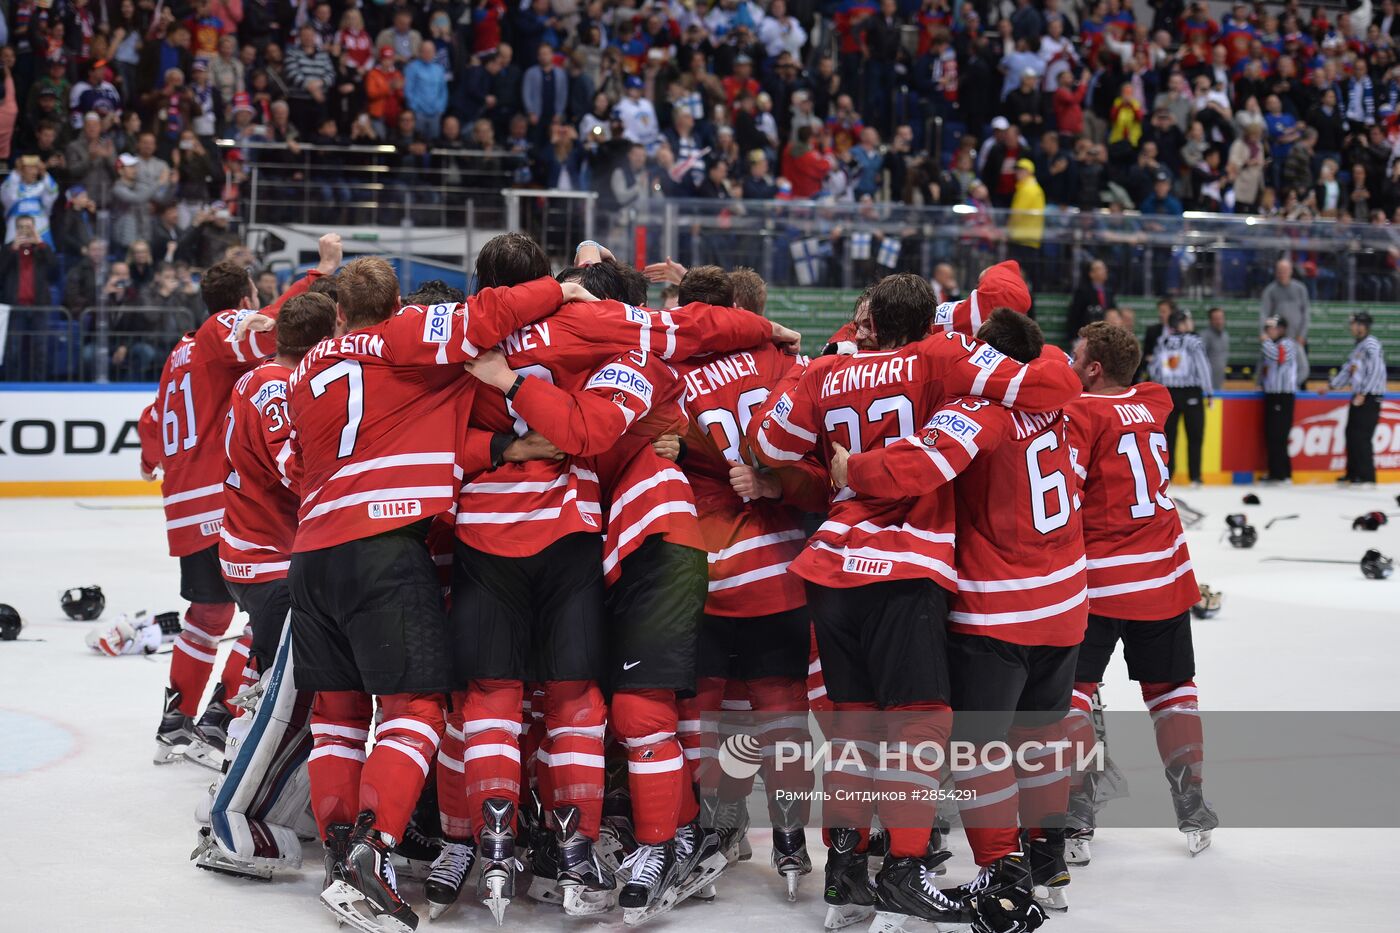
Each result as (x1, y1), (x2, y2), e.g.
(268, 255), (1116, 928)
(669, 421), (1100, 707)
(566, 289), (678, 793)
(849, 231), (873, 261)
(877, 236), (902, 270)
(790, 237), (829, 286)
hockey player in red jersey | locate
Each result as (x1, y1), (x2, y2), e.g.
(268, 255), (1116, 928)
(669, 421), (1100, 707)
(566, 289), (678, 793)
(462, 254), (802, 924)
(667, 266), (824, 897)
(138, 239), (335, 767)
(1063, 322), (1218, 860)
(439, 241), (791, 922)
(831, 309), (1084, 933)
(750, 279), (1081, 933)
(823, 260), (1031, 353)
(193, 289), (340, 878)
(285, 256), (595, 932)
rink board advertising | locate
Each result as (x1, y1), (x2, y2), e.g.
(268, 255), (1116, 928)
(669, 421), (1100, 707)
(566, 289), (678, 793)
(0, 386), (152, 495)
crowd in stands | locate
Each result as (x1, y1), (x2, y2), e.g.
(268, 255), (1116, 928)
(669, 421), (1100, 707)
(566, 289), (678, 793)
(2, 1), (1399, 378)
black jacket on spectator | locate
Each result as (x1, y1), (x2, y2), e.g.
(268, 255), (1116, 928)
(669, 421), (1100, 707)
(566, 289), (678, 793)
(1307, 103), (1346, 152)
(0, 241), (57, 305)
(1065, 278), (1117, 341)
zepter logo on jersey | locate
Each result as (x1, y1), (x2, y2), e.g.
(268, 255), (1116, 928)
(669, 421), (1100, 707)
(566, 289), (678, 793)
(933, 300), (958, 327)
(421, 303), (454, 343)
(587, 363), (654, 404)
(968, 344), (1007, 371)
(624, 304), (649, 325)
(925, 410), (982, 443)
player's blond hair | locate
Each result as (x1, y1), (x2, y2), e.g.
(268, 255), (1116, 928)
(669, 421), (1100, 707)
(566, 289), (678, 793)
(338, 257), (401, 328)
(728, 267), (768, 315)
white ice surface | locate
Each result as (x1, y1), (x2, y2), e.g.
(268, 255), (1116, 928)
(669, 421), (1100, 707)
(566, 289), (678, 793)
(2, 484), (1398, 932)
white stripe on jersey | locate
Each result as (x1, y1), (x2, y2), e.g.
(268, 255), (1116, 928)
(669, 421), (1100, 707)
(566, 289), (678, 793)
(302, 485), (455, 521)
(707, 529), (807, 563)
(948, 587), (1089, 626)
(301, 451), (456, 505)
(1087, 561), (1195, 598)
(708, 561), (794, 592)
(163, 483), (224, 506)
(1085, 534), (1187, 569)
(167, 508), (224, 530)
(958, 557), (1086, 593)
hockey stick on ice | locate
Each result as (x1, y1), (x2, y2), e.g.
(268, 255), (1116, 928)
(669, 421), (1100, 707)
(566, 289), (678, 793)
(1260, 557), (1361, 565)
(75, 502), (163, 511)
(1265, 514), (1300, 529)
(1174, 497), (1205, 528)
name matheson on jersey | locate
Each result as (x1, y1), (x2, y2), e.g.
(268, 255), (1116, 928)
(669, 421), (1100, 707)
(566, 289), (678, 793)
(290, 333), (389, 382)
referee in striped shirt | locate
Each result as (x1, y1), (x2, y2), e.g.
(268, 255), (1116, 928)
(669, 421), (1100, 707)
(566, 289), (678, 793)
(1328, 311), (1388, 486)
(1149, 308), (1214, 486)
(1259, 316), (1300, 482)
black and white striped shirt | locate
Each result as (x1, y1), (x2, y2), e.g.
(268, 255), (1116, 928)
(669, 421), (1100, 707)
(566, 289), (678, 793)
(1259, 337), (1301, 394)
(1329, 335), (1387, 395)
(1149, 332), (1214, 392)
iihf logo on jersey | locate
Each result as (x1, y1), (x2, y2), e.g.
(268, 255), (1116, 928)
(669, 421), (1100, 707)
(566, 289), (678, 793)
(718, 733), (765, 780)
(368, 499), (422, 519)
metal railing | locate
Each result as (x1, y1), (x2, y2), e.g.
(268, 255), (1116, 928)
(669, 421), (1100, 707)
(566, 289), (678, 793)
(1, 307), (195, 383)
(220, 139), (527, 229)
(600, 198), (1400, 302)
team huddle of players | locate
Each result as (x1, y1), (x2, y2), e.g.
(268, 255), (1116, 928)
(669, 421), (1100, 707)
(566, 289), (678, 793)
(127, 230), (1218, 933)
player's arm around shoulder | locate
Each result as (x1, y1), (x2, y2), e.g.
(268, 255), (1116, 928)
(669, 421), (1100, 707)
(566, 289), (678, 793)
(840, 396), (1008, 498)
(747, 356), (825, 467)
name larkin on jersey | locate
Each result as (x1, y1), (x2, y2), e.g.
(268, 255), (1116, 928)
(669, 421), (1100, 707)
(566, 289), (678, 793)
(820, 356), (917, 398)
(1009, 409), (1062, 440)
(290, 333), (389, 385)
(683, 351), (760, 400)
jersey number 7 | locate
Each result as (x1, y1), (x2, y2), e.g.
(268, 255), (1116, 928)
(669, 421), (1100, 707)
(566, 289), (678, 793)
(310, 360), (365, 459)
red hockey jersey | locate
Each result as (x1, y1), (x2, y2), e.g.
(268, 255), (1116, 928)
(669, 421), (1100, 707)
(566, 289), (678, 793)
(678, 345), (813, 617)
(845, 397), (1087, 647)
(287, 278), (565, 552)
(139, 274), (315, 557)
(750, 332), (1082, 591)
(455, 300), (773, 558)
(825, 260), (1031, 351)
(1064, 383), (1198, 620)
(220, 361), (299, 583)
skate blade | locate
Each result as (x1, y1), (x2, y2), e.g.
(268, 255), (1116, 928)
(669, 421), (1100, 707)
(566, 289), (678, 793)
(426, 899), (454, 921)
(482, 874), (511, 926)
(672, 851), (727, 905)
(1033, 884), (1069, 912)
(320, 880), (415, 933)
(153, 741), (189, 765)
(692, 883), (717, 902)
(785, 871), (801, 902)
(738, 836), (753, 861)
(190, 835), (274, 881)
(1187, 829), (1213, 856)
(562, 885), (618, 916)
(825, 903), (875, 930)
(527, 874), (565, 906)
(182, 738), (224, 771)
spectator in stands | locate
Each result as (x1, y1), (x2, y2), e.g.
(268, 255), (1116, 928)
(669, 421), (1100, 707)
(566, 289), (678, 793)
(64, 238), (108, 314)
(377, 8), (423, 65)
(365, 47), (405, 136)
(781, 125), (830, 199)
(405, 40), (449, 140)
(149, 202), (186, 265)
(1008, 157), (1045, 288)
(611, 142), (651, 212)
(0, 215), (56, 307)
(2, 154), (60, 244)
(111, 153), (162, 256)
(285, 23), (337, 113)
(1202, 306), (1231, 391)
(1005, 67), (1047, 136)
(617, 75), (660, 151)
(126, 240), (155, 291)
(1066, 258), (1118, 342)
(53, 186), (100, 259)
(64, 113), (117, 203)
(1228, 122), (1267, 212)
(177, 203), (239, 268)
(522, 43), (567, 144)
(742, 150), (778, 199)
(1283, 126), (1317, 198)
(1260, 257), (1311, 346)
(931, 262), (960, 303)
(852, 127), (883, 200)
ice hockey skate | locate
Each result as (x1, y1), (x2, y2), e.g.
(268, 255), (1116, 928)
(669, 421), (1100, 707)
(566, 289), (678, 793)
(477, 798), (518, 925)
(867, 849), (969, 933)
(823, 828), (876, 930)
(154, 687), (197, 764)
(1166, 765), (1220, 856)
(190, 825), (273, 881)
(773, 825), (812, 901)
(942, 852), (1044, 933)
(185, 684), (233, 771)
(1021, 830), (1070, 912)
(319, 812), (420, 933)
(423, 840), (475, 920)
(554, 805), (617, 916)
(619, 820), (725, 926)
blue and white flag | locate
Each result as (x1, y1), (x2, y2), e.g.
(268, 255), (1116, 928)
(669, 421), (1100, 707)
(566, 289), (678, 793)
(849, 231), (873, 261)
(877, 235), (902, 269)
(790, 237), (829, 286)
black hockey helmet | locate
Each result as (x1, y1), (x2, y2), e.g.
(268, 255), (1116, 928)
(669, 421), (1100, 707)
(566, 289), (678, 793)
(1361, 550), (1394, 580)
(60, 585), (105, 621)
(1191, 585), (1222, 619)
(1242, 493), (1260, 505)
(1225, 513), (1257, 549)
(1352, 511), (1389, 532)
(0, 604), (21, 641)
